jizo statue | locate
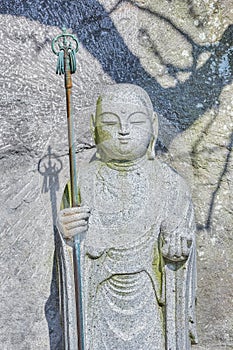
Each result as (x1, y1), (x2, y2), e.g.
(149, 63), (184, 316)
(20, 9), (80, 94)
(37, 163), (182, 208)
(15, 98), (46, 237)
(57, 84), (198, 350)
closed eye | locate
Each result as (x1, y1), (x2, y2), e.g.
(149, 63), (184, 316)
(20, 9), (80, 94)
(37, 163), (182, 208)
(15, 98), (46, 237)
(101, 121), (118, 125)
(129, 112), (147, 124)
(99, 113), (119, 125)
(130, 120), (146, 124)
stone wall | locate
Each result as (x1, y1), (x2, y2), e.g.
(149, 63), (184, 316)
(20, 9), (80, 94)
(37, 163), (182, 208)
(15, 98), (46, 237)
(0, 1), (232, 349)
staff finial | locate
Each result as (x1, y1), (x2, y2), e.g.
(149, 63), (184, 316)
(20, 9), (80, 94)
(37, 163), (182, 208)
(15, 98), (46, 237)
(52, 27), (79, 75)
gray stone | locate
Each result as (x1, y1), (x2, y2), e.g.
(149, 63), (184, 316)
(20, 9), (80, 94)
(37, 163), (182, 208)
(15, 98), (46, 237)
(57, 84), (197, 349)
(0, 1), (233, 349)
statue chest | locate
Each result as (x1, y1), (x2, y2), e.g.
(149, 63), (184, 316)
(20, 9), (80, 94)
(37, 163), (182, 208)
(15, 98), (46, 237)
(79, 162), (165, 249)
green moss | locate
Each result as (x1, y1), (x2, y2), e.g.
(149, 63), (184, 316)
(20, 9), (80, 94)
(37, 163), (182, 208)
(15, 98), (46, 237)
(96, 96), (102, 116)
(152, 243), (164, 298)
(60, 180), (81, 209)
(95, 128), (112, 145)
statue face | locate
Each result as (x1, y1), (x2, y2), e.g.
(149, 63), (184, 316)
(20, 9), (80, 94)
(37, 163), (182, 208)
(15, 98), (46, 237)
(94, 101), (154, 162)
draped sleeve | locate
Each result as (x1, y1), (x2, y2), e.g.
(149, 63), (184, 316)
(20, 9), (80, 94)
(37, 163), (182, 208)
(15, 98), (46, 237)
(160, 165), (198, 349)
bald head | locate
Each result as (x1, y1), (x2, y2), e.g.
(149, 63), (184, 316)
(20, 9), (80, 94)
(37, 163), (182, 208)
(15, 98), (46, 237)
(97, 84), (154, 118)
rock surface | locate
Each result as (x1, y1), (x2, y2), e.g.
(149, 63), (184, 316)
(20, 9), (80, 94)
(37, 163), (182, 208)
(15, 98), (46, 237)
(0, 0), (232, 349)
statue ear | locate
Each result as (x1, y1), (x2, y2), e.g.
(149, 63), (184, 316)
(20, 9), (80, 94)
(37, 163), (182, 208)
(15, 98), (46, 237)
(91, 96), (102, 144)
(147, 112), (158, 160)
(152, 112), (158, 141)
(91, 114), (101, 159)
(90, 114), (96, 143)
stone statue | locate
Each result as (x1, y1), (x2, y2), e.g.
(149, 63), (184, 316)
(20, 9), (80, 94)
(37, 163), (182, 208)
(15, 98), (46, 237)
(57, 84), (198, 350)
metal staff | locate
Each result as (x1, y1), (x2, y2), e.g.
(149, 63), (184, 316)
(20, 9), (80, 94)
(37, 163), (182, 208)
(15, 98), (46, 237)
(52, 27), (85, 350)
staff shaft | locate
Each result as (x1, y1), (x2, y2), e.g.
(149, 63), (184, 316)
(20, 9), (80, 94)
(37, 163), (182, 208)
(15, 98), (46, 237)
(64, 50), (85, 350)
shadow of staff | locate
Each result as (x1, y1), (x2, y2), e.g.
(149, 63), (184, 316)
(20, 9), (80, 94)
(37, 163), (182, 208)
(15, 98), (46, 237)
(38, 146), (64, 350)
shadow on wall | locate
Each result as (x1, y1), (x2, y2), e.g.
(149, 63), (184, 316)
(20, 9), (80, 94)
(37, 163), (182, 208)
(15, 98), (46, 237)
(3, 0), (232, 347)
(206, 131), (233, 230)
(1, 0), (233, 131)
(38, 146), (63, 350)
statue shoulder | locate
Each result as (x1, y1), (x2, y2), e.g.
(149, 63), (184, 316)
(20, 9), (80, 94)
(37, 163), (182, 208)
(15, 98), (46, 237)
(60, 160), (99, 209)
(157, 160), (191, 196)
(78, 159), (101, 180)
(157, 161), (195, 231)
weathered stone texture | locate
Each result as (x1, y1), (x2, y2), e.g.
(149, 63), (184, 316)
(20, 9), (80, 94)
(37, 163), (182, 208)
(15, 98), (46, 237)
(0, 0), (232, 349)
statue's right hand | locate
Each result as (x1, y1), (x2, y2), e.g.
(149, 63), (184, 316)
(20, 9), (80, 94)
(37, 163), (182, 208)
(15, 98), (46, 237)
(57, 206), (90, 240)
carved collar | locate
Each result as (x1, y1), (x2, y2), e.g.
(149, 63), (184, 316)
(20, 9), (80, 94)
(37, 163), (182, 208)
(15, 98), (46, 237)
(105, 156), (148, 172)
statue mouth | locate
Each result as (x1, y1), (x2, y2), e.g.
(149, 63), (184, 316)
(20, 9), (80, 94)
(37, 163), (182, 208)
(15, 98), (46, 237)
(118, 138), (131, 144)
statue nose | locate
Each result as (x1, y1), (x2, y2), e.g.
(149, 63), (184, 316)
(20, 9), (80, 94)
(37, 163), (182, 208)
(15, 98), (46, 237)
(118, 123), (130, 136)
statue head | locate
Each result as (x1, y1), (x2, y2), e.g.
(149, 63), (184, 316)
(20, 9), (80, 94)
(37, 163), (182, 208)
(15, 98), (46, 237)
(91, 84), (158, 163)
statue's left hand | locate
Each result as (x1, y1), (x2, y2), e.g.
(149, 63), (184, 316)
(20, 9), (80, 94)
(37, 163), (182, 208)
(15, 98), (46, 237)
(161, 234), (192, 262)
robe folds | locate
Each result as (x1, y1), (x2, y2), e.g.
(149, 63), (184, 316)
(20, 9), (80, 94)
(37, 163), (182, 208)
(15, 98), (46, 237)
(57, 157), (198, 350)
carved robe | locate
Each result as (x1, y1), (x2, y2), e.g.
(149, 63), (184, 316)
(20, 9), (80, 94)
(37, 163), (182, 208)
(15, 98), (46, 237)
(57, 157), (197, 350)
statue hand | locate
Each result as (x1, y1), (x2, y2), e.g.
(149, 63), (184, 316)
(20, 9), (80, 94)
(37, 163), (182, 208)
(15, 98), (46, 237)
(161, 234), (192, 262)
(57, 206), (90, 240)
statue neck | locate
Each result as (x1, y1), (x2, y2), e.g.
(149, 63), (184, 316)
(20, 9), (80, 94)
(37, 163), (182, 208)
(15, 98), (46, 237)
(105, 155), (148, 172)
